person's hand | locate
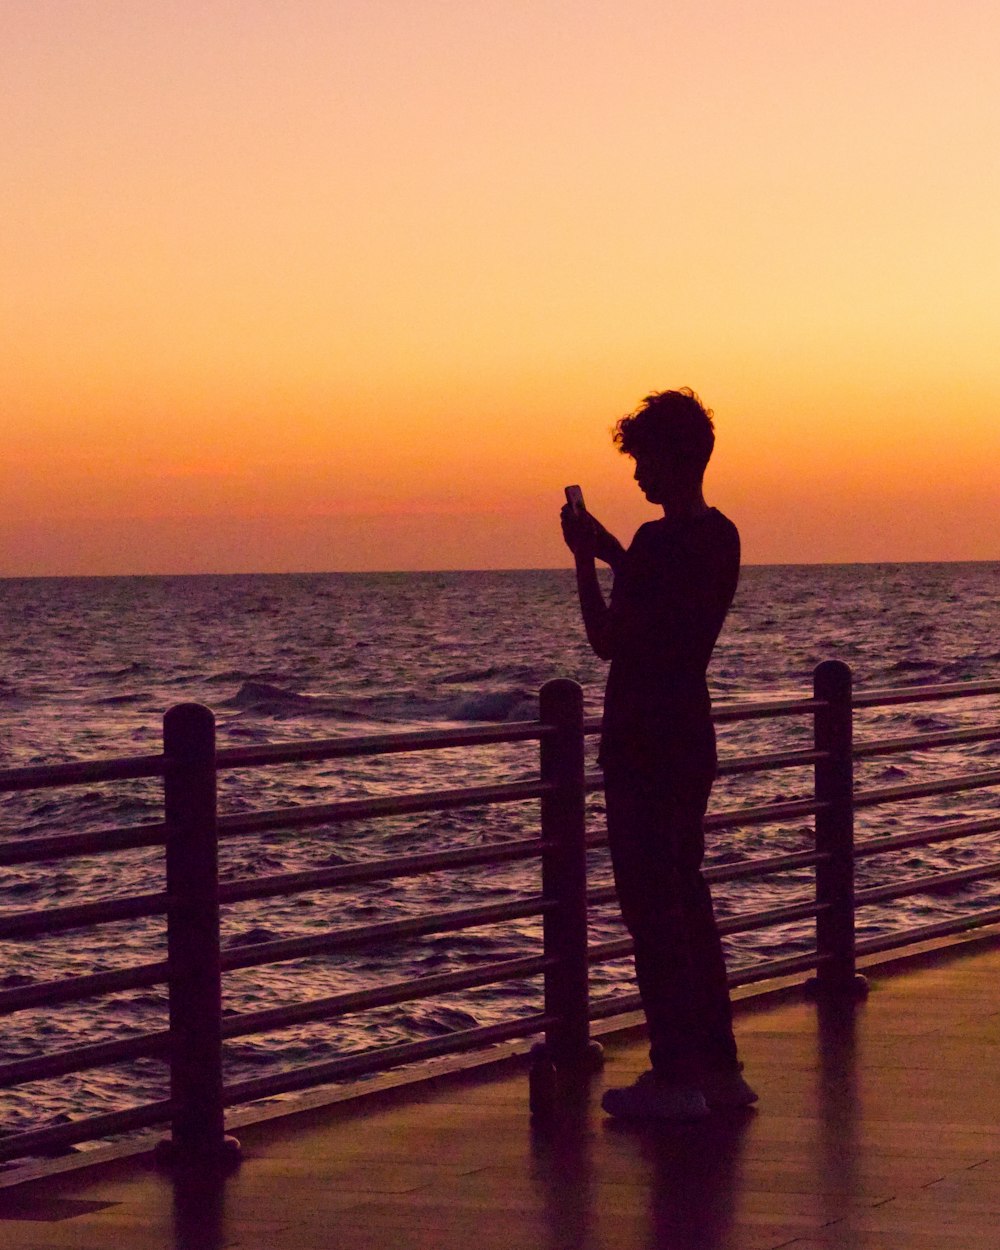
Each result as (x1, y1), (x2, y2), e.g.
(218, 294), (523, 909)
(561, 503), (595, 559)
(561, 506), (623, 567)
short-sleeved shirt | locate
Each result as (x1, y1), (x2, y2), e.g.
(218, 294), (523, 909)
(598, 508), (740, 779)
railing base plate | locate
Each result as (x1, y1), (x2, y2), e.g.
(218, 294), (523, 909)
(154, 1135), (243, 1171)
(803, 973), (870, 1000)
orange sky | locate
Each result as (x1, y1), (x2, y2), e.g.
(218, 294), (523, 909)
(3, 1), (998, 575)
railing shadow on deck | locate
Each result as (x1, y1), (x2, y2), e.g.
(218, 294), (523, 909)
(1, 662), (998, 1168)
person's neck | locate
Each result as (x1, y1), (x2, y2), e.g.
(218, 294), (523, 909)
(660, 485), (709, 522)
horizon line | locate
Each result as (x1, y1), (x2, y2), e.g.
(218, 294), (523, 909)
(2, 557), (998, 582)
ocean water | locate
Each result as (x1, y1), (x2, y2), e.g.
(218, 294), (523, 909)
(1, 562), (998, 1146)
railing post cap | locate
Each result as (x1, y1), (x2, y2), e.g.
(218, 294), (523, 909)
(813, 660), (852, 692)
(164, 702), (215, 727)
(539, 679), (583, 719)
(540, 677), (583, 697)
(163, 703), (216, 753)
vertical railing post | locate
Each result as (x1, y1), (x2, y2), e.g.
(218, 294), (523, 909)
(156, 703), (240, 1167)
(531, 679), (602, 1113)
(810, 661), (867, 998)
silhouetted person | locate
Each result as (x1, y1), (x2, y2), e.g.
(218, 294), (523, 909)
(561, 388), (757, 1120)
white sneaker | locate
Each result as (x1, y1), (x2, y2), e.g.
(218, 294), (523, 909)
(601, 1071), (709, 1121)
(700, 1068), (759, 1109)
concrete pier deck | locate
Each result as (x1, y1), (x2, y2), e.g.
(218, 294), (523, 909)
(3, 940), (1000, 1250)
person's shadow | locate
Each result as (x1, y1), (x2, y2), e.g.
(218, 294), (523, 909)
(531, 1073), (753, 1250)
(615, 1108), (753, 1249)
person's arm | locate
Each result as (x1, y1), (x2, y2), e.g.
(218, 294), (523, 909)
(560, 505), (625, 660)
(574, 552), (614, 660)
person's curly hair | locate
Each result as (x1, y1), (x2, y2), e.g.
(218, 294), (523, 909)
(612, 388), (715, 477)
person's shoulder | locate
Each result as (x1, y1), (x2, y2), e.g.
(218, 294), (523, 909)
(706, 506), (737, 532)
(628, 520), (662, 550)
(706, 508), (740, 546)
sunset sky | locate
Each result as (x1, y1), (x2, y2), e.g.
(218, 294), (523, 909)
(3, 1), (998, 575)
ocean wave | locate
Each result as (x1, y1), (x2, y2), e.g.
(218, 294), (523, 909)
(438, 666), (502, 684)
(223, 680), (538, 724)
(86, 662), (154, 680)
(938, 659), (981, 680)
(439, 664), (542, 687)
(224, 681), (317, 711)
(225, 926), (284, 947)
(446, 690), (537, 721)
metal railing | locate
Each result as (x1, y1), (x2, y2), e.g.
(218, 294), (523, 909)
(1, 661), (998, 1165)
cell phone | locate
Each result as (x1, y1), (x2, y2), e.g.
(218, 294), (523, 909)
(564, 484), (585, 515)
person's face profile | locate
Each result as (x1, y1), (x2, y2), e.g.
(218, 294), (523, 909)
(632, 449), (678, 503)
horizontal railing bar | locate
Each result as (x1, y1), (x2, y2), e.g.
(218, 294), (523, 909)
(587, 850), (826, 909)
(853, 768), (1000, 809)
(727, 949), (829, 986)
(708, 848), (827, 883)
(717, 747), (826, 775)
(1, 771), (826, 870)
(587, 848), (828, 909)
(854, 724), (1000, 759)
(588, 950), (831, 1023)
(0, 891), (168, 940)
(712, 696), (825, 723)
(216, 779), (550, 836)
(218, 837), (550, 905)
(0, 822), (167, 867)
(7, 750), (991, 872)
(0, 784), (549, 868)
(0, 961), (168, 1016)
(220, 896), (553, 972)
(584, 777), (827, 830)
(853, 680), (1000, 708)
(584, 698), (824, 737)
(586, 895), (824, 965)
(0, 1029), (170, 1088)
(855, 860), (1000, 908)
(588, 989), (643, 1018)
(0, 956), (558, 1086)
(0, 754), (165, 794)
(215, 721), (551, 769)
(0, 758), (827, 873)
(718, 897), (827, 937)
(708, 796), (824, 830)
(856, 906), (1000, 957)
(221, 954), (555, 1040)
(586, 936), (633, 962)
(854, 815), (1000, 859)
(0, 1100), (173, 1165)
(586, 885), (623, 908)
(0, 680), (989, 796)
(223, 1013), (558, 1107)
